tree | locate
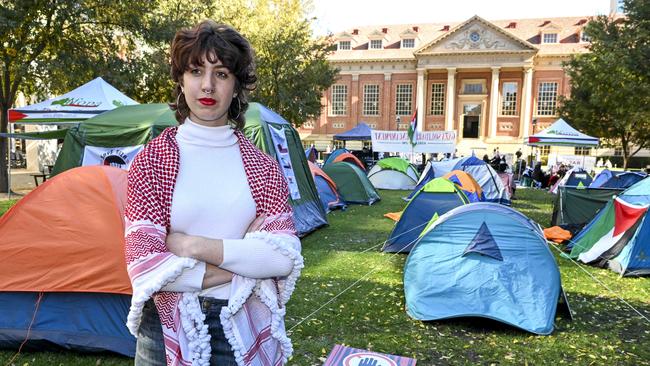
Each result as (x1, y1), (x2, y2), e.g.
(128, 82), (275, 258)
(558, 0), (650, 169)
(0, 0), (155, 192)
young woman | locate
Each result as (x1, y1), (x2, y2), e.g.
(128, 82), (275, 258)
(124, 20), (303, 366)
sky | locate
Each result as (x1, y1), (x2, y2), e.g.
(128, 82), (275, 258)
(309, 0), (613, 36)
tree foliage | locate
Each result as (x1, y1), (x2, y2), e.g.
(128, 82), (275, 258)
(0, 0), (337, 192)
(558, 0), (650, 169)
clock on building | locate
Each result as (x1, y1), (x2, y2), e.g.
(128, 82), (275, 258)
(469, 31), (481, 43)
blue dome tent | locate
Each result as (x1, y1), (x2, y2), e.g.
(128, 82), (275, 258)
(404, 203), (564, 335)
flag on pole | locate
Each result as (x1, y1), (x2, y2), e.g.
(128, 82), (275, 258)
(407, 108), (418, 147)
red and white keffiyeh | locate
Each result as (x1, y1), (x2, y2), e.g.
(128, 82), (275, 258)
(124, 127), (303, 366)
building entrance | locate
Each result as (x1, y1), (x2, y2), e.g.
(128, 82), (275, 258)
(462, 103), (481, 139)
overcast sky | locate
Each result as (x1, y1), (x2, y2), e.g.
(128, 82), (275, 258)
(309, 0), (613, 36)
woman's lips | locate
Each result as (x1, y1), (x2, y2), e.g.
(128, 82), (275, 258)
(199, 98), (216, 106)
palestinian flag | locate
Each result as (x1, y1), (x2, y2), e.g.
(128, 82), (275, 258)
(571, 197), (648, 266)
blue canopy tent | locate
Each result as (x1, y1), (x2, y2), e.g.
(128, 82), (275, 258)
(404, 203), (565, 335)
(333, 122), (372, 141)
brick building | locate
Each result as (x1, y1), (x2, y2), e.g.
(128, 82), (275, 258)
(298, 15), (607, 158)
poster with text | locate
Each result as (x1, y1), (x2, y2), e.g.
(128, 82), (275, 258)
(323, 344), (417, 366)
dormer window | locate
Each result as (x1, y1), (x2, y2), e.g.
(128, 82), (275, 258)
(401, 38), (415, 48)
(542, 33), (558, 43)
(370, 39), (383, 49)
(338, 41), (351, 50)
(580, 31), (591, 43)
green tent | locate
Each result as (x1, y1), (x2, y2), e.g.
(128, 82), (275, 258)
(551, 186), (623, 227)
(243, 103), (327, 236)
(367, 157), (420, 190)
(322, 161), (380, 205)
(52, 104), (178, 175)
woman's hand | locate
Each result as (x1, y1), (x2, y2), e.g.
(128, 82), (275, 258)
(246, 214), (267, 233)
(166, 232), (196, 258)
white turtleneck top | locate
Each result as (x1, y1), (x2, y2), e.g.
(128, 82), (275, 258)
(162, 118), (293, 299)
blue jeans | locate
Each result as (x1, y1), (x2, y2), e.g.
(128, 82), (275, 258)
(135, 297), (237, 366)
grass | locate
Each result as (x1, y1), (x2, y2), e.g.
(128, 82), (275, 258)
(1, 189), (649, 365)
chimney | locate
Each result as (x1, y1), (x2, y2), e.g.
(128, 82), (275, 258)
(442, 25), (450, 31)
(352, 29), (358, 35)
(382, 27), (388, 33)
(412, 26), (419, 32)
(576, 18), (587, 25)
(506, 22), (517, 29)
(540, 20), (550, 27)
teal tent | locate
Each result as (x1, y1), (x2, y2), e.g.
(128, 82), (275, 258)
(322, 162), (380, 205)
(243, 103), (327, 236)
(404, 203), (565, 335)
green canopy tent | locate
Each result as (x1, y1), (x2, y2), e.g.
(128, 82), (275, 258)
(242, 103), (328, 236)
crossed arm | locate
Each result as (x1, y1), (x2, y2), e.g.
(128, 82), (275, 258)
(165, 214), (271, 289)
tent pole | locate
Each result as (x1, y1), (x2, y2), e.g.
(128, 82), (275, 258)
(6, 117), (12, 199)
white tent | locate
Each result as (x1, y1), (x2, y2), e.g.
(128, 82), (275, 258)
(9, 77), (138, 124)
(524, 118), (599, 147)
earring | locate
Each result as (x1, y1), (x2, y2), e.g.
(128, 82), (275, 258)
(176, 91), (184, 106)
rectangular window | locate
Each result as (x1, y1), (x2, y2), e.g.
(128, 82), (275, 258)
(575, 147), (592, 156)
(430, 83), (445, 115)
(463, 83), (484, 94)
(543, 33), (558, 43)
(333, 140), (345, 149)
(370, 39), (382, 49)
(536, 82), (558, 116)
(402, 38), (415, 48)
(501, 82), (518, 116)
(362, 140), (373, 150)
(362, 84), (380, 116)
(614, 147), (623, 156)
(395, 84), (413, 115)
(539, 146), (551, 157)
(330, 85), (348, 116)
(338, 41), (351, 50)
(580, 32), (591, 42)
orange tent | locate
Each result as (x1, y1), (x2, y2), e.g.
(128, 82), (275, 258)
(333, 152), (366, 171)
(443, 170), (485, 202)
(0, 165), (135, 356)
(308, 161), (346, 212)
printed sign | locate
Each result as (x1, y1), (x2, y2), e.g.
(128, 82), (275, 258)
(323, 345), (417, 366)
(81, 145), (143, 170)
(268, 125), (301, 200)
(371, 130), (456, 154)
(547, 154), (596, 172)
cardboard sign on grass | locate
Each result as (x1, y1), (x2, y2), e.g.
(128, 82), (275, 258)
(323, 344), (417, 366)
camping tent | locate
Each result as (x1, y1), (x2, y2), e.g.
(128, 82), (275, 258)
(524, 118), (599, 147)
(404, 203), (564, 335)
(442, 170), (484, 202)
(333, 122), (372, 141)
(308, 161), (346, 213)
(322, 162), (380, 205)
(367, 157), (419, 190)
(329, 151), (366, 171)
(305, 146), (318, 163)
(9, 77), (138, 124)
(0, 166), (135, 356)
(551, 186), (623, 227)
(568, 178), (650, 276)
(549, 167), (593, 194)
(243, 103), (328, 236)
(413, 156), (510, 204)
(383, 178), (469, 253)
(51, 103), (177, 175)
(324, 148), (349, 166)
(590, 170), (647, 189)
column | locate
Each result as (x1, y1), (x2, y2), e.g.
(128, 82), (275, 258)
(445, 67), (456, 131)
(383, 73), (392, 130)
(350, 73), (360, 126)
(488, 67), (500, 138)
(416, 68), (426, 131)
(520, 66), (534, 138)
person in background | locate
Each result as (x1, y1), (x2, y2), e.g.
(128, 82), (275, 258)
(124, 20), (303, 366)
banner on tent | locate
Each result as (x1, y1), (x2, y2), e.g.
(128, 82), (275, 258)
(548, 154), (596, 171)
(371, 130), (456, 153)
(81, 145), (143, 170)
(268, 125), (301, 200)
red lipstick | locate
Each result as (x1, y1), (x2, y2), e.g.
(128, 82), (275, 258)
(199, 98), (216, 106)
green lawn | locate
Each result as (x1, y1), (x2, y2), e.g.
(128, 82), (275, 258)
(1, 189), (649, 365)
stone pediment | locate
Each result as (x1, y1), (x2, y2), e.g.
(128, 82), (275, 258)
(416, 16), (537, 54)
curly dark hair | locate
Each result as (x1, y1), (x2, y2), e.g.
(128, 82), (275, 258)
(169, 20), (257, 129)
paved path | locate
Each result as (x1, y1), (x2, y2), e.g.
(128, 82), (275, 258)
(0, 169), (41, 200)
